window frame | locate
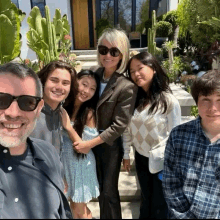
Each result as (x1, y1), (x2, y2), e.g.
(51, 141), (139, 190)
(30, 0), (46, 17)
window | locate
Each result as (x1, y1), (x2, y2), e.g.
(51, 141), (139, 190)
(100, 0), (114, 26)
(11, 0), (19, 8)
(158, 1), (162, 7)
(118, 0), (132, 32)
(30, 0), (46, 17)
(136, 0), (149, 31)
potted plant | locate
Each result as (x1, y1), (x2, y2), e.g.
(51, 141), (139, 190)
(155, 21), (172, 47)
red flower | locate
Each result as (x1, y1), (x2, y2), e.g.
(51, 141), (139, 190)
(64, 35), (71, 41)
(24, 59), (30, 65)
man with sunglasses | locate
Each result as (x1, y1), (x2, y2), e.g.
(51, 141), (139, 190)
(0, 63), (71, 218)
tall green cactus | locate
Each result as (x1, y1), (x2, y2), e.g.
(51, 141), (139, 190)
(0, 0), (25, 64)
(148, 10), (157, 56)
(27, 6), (71, 65)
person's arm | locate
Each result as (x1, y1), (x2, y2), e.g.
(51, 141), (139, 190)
(167, 95), (181, 132)
(162, 131), (196, 219)
(60, 107), (101, 154)
(60, 107), (81, 143)
(122, 125), (132, 172)
(74, 82), (138, 154)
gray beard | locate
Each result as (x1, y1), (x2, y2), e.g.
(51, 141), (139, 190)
(0, 117), (37, 148)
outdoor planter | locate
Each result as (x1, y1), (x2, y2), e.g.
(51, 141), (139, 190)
(155, 37), (168, 48)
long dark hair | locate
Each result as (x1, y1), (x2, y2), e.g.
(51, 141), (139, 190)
(63, 69), (100, 138)
(127, 52), (171, 114)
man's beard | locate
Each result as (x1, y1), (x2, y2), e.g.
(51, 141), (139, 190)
(0, 117), (37, 148)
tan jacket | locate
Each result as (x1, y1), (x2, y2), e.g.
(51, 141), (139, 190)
(93, 67), (138, 146)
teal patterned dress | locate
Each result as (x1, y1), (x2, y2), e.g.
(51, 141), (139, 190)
(61, 124), (100, 203)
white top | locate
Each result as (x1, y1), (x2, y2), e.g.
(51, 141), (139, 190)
(122, 92), (181, 159)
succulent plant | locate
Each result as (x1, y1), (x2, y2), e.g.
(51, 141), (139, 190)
(0, 0), (25, 64)
(27, 6), (71, 66)
(148, 10), (156, 56)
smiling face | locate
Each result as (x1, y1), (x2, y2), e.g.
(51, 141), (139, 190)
(76, 76), (97, 104)
(99, 39), (122, 73)
(0, 74), (44, 149)
(130, 58), (155, 92)
(198, 92), (220, 131)
(43, 68), (71, 110)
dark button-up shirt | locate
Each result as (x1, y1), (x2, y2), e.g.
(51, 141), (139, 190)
(163, 117), (220, 219)
(0, 138), (71, 219)
(31, 103), (63, 156)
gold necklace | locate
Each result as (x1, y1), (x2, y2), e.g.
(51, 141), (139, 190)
(102, 74), (110, 83)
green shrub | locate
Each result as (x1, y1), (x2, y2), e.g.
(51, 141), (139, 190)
(172, 56), (185, 74)
(162, 56), (185, 83)
(155, 21), (172, 37)
(157, 14), (164, 22)
(163, 10), (178, 28)
(190, 106), (199, 118)
(95, 18), (112, 39)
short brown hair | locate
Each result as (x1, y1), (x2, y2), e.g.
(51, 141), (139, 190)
(191, 69), (220, 104)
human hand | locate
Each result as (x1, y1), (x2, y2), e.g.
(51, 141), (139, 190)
(123, 159), (130, 172)
(60, 107), (72, 131)
(73, 141), (91, 154)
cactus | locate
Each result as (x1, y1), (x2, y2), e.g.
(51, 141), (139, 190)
(0, 0), (25, 64)
(147, 10), (156, 56)
(27, 6), (71, 66)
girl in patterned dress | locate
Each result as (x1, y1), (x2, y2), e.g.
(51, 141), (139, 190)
(60, 70), (100, 219)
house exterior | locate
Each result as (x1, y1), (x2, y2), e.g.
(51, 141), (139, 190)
(14, 0), (152, 59)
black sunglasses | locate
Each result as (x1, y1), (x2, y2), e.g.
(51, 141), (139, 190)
(98, 45), (121, 57)
(0, 92), (42, 112)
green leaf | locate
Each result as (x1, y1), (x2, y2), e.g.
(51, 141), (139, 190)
(54, 8), (61, 22)
(55, 19), (63, 41)
(0, 0), (11, 13)
(10, 4), (23, 60)
(28, 29), (40, 44)
(27, 6), (42, 35)
(62, 14), (70, 33)
(41, 18), (49, 45)
(0, 14), (15, 62)
(18, 9), (26, 23)
(40, 40), (49, 51)
(45, 6), (54, 57)
(200, 17), (220, 29)
(45, 50), (51, 64)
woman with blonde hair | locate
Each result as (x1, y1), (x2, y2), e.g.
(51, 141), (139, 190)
(73, 28), (138, 219)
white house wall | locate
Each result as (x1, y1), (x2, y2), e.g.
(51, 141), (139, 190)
(169, 0), (178, 11)
(19, 0), (72, 60)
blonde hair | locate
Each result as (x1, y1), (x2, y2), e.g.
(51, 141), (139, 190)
(97, 28), (130, 74)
